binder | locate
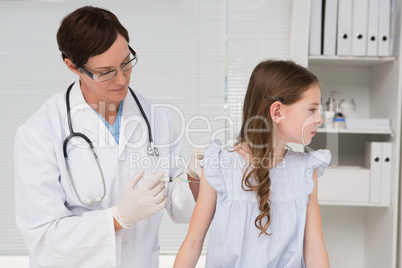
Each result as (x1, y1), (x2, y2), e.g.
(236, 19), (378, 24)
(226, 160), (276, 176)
(323, 0), (338, 56)
(378, 0), (391, 56)
(380, 142), (392, 204)
(337, 0), (353, 56)
(366, 142), (382, 203)
(309, 0), (323, 55)
(367, 0), (380, 56)
(351, 0), (369, 56)
(366, 142), (393, 204)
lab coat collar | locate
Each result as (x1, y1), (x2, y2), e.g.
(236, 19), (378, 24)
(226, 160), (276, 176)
(63, 79), (148, 156)
(64, 79), (117, 148)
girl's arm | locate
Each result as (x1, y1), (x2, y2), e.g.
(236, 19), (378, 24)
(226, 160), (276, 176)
(174, 170), (217, 268)
(304, 168), (330, 268)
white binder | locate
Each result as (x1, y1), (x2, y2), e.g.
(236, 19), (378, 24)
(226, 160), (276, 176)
(337, 0), (353, 56)
(366, 142), (393, 204)
(378, 0), (391, 56)
(366, 142), (382, 203)
(352, 0), (369, 56)
(380, 142), (392, 204)
(367, 0), (380, 56)
(309, 0), (323, 55)
(323, 0), (338, 56)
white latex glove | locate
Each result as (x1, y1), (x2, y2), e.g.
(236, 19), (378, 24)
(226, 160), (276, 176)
(113, 169), (168, 228)
(186, 147), (206, 179)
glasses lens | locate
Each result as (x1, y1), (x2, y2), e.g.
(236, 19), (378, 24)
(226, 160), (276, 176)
(122, 57), (137, 72)
(98, 70), (118, 82)
(96, 54), (137, 82)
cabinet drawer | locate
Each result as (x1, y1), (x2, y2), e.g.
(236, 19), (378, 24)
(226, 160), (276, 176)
(318, 166), (370, 203)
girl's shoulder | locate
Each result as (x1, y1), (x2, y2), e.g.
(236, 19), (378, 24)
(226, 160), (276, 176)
(203, 139), (244, 195)
(204, 139), (242, 164)
(283, 149), (331, 196)
(286, 149), (331, 175)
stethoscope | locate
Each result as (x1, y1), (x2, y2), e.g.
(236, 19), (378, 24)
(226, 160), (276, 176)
(63, 82), (159, 206)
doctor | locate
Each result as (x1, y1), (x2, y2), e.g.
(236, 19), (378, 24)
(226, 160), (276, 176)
(14, 6), (203, 268)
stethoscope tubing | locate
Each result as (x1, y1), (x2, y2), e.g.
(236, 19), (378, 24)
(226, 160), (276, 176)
(63, 82), (158, 206)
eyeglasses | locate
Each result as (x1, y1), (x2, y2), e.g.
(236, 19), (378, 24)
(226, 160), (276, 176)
(264, 96), (285, 104)
(79, 46), (138, 82)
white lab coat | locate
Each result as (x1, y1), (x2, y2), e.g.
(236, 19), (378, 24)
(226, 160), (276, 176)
(14, 80), (195, 268)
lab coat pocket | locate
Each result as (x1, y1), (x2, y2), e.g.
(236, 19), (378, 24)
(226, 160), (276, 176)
(151, 248), (160, 268)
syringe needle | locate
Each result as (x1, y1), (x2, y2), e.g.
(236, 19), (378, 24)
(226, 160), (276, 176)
(161, 177), (191, 183)
(144, 176), (199, 183)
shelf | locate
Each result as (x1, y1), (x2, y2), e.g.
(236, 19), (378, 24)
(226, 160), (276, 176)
(316, 128), (393, 135)
(308, 56), (397, 67)
(319, 201), (390, 208)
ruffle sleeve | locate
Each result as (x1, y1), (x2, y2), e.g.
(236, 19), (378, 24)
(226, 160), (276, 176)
(203, 139), (226, 196)
(304, 149), (331, 196)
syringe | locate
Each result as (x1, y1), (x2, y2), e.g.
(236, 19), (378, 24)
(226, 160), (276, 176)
(145, 176), (198, 183)
(162, 177), (192, 183)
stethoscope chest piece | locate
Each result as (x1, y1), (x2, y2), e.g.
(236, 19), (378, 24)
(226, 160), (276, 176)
(148, 143), (159, 157)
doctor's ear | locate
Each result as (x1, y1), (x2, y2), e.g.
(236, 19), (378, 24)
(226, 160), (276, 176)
(64, 58), (80, 75)
(270, 101), (286, 124)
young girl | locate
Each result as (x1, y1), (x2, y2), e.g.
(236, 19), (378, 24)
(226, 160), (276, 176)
(174, 60), (331, 268)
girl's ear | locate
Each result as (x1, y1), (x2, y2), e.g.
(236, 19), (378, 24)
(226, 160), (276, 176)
(270, 101), (286, 124)
(64, 58), (80, 75)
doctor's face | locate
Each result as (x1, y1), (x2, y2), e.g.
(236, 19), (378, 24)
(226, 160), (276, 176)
(78, 34), (133, 105)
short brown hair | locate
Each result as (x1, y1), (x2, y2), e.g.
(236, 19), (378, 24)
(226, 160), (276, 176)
(57, 6), (130, 67)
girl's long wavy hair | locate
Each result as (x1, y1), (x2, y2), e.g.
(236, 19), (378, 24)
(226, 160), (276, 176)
(237, 60), (320, 237)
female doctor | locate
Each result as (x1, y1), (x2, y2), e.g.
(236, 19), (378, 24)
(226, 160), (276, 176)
(14, 6), (203, 268)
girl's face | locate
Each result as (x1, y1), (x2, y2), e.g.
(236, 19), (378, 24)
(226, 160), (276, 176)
(277, 85), (323, 146)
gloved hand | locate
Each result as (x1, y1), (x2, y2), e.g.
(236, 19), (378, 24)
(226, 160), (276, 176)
(186, 147), (206, 179)
(113, 169), (168, 229)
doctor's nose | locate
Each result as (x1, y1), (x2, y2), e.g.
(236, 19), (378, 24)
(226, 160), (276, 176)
(114, 68), (129, 85)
